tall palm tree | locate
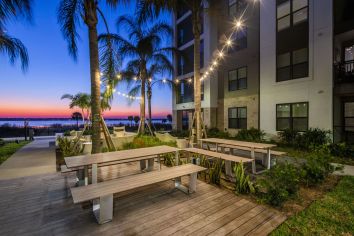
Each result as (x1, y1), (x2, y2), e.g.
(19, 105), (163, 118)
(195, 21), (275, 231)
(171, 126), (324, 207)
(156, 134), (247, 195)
(57, 0), (125, 153)
(137, 0), (204, 141)
(0, 0), (32, 72)
(99, 15), (175, 134)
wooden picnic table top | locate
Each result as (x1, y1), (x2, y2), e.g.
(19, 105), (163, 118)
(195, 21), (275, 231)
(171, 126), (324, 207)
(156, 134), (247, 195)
(200, 138), (276, 149)
(65, 145), (180, 168)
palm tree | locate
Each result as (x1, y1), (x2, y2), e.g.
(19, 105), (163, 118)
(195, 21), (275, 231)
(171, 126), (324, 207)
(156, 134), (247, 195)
(128, 115), (133, 126)
(133, 116), (140, 125)
(0, 0), (32, 72)
(99, 15), (175, 134)
(61, 92), (111, 123)
(61, 93), (91, 123)
(71, 112), (83, 129)
(57, 0), (125, 153)
(136, 0), (204, 141)
(167, 114), (172, 123)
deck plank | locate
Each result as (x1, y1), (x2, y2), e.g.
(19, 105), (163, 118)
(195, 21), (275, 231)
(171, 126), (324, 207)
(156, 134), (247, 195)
(0, 162), (286, 236)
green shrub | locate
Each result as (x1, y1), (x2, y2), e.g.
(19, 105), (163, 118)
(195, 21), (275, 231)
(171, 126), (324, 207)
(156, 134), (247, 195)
(257, 162), (301, 206)
(235, 128), (265, 142)
(329, 143), (354, 158)
(122, 135), (177, 150)
(301, 148), (334, 186)
(163, 153), (176, 167)
(208, 158), (224, 185)
(278, 129), (300, 147)
(170, 130), (189, 138)
(299, 128), (331, 150)
(233, 162), (255, 194)
(63, 130), (71, 136)
(278, 128), (331, 150)
(0, 138), (4, 147)
(57, 137), (82, 157)
(207, 128), (230, 139)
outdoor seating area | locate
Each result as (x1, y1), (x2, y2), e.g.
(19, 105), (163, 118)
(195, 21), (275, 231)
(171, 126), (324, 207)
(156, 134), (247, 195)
(59, 137), (287, 225)
(1, 0), (354, 234)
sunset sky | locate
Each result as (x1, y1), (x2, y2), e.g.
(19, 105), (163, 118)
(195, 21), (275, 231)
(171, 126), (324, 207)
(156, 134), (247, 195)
(0, 0), (172, 119)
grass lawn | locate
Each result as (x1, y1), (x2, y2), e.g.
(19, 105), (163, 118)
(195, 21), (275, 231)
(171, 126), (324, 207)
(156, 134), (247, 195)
(271, 176), (354, 235)
(0, 141), (30, 165)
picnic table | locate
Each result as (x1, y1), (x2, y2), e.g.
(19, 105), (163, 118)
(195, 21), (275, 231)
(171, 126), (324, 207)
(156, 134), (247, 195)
(64, 145), (180, 185)
(200, 138), (276, 172)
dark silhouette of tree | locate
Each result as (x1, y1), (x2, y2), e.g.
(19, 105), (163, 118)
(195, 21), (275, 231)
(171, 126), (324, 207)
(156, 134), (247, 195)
(71, 112), (83, 129)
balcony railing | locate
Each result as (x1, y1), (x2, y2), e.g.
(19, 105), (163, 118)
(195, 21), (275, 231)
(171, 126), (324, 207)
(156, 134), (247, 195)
(334, 60), (354, 83)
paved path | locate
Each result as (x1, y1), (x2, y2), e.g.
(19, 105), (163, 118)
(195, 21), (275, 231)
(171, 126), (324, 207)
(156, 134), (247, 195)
(332, 163), (354, 176)
(0, 137), (56, 180)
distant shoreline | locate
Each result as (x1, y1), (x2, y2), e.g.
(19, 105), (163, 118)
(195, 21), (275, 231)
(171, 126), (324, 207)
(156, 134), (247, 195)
(0, 118), (167, 121)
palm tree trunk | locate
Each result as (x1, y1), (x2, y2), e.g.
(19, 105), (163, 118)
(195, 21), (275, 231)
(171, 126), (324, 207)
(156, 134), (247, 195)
(192, 4), (202, 142)
(140, 77), (146, 134)
(84, 0), (101, 153)
(147, 86), (152, 131)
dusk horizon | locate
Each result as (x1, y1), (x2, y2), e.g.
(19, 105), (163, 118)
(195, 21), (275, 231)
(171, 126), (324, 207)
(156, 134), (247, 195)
(0, 0), (172, 119)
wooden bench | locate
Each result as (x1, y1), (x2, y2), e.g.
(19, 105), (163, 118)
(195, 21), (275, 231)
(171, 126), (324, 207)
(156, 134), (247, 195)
(218, 144), (286, 156)
(183, 147), (255, 175)
(70, 164), (206, 224)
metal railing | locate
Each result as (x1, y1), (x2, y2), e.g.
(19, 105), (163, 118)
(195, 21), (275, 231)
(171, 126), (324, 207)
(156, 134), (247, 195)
(334, 60), (354, 83)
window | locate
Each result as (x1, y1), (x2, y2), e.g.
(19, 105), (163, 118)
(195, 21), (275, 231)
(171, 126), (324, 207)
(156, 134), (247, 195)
(276, 102), (308, 131)
(277, 48), (308, 81)
(228, 67), (247, 91)
(231, 27), (247, 51)
(229, 0), (247, 17)
(229, 107), (247, 129)
(277, 0), (308, 32)
(344, 102), (354, 132)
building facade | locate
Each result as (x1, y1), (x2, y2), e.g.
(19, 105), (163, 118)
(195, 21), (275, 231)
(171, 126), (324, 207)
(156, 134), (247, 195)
(172, 0), (354, 143)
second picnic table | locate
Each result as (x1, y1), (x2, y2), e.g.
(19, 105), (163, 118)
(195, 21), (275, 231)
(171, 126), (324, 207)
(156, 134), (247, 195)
(64, 145), (180, 185)
(200, 138), (276, 172)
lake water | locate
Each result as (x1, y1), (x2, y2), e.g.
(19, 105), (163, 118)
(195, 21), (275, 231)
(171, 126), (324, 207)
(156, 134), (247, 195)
(0, 119), (169, 127)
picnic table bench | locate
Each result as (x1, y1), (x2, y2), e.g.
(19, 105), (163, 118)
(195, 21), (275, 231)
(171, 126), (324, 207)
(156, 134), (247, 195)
(183, 147), (254, 175)
(70, 164), (206, 224)
(217, 144), (286, 157)
(64, 146), (180, 186)
(200, 138), (277, 172)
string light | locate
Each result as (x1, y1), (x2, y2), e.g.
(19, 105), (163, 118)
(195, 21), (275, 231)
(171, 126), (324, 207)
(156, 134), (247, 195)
(116, 74), (122, 79)
(133, 77), (137, 81)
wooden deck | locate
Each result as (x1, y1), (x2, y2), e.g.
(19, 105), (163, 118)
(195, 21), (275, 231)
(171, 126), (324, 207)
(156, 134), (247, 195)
(0, 163), (286, 236)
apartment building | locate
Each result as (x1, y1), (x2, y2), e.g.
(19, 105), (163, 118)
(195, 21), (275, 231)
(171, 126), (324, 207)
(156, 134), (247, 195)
(172, 0), (260, 135)
(172, 0), (354, 143)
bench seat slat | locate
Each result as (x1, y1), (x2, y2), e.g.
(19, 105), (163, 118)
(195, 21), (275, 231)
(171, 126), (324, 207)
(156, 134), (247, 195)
(217, 144), (286, 156)
(184, 148), (253, 163)
(71, 164), (205, 204)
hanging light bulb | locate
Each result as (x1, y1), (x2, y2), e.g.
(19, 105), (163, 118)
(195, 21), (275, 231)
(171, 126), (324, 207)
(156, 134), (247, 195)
(218, 51), (224, 58)
(116, 74), (121, 79)
(162, 79), (167, 83)
(235, 20), (242, 29)
(226, 39), (232, 46)
(133, 77), (137, 81)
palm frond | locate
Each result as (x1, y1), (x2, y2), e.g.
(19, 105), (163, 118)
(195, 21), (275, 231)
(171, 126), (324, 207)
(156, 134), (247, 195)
(0, 33), (29, 71)
(57, 0), (82, 61)
(0, 0), (33, 24)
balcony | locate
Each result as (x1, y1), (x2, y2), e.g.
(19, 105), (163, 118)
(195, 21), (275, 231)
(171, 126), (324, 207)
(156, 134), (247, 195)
(334, 60), (354, 83)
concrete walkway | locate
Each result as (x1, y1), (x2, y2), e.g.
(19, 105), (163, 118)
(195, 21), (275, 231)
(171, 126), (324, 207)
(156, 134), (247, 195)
(0, 137), (56, 180)
(332, 163), (354, 176)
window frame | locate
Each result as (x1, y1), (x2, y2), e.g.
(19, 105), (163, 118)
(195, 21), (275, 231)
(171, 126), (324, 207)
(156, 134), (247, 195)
(228, 66), (248, 91)
(276, 0), (309, 32)
(276, 102), (309, 132)
(228, 107), (247, 129)
(229, 0), (247, 18)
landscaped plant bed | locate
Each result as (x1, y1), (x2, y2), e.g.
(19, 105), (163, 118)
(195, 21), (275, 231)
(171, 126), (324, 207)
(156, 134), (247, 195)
(275, 175), (341, 217)
(271, 176), (353, 235)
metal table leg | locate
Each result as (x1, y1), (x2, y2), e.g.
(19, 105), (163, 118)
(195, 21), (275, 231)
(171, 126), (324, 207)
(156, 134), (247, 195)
(92, 163), (98, 184)
(251, 147), (256, 174)
(267, 148), (271, 169)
